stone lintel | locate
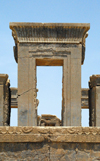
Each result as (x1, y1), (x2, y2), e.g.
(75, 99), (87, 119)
(0, 74), (8, 85)
(9, 22), (90, 44)
(0, 126), (100, 143)
(89, 75), (100, 88)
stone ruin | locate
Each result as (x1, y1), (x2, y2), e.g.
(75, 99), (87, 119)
(10, 22), (89, 126)
(1, 23), (100, 160)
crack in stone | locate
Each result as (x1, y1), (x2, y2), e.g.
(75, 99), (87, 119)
(18, 88), (35, 96)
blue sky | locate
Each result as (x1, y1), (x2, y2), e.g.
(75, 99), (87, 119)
(0, 0), (100, 126)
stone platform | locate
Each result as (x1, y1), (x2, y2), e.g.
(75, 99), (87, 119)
(0, 126), (100, 160)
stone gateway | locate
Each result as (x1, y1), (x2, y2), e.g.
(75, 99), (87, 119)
(10, 23), (90, 126)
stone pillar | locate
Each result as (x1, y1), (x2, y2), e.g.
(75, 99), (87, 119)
(89, 75), (100, 126)
(63, 45), (81, 126)
(0, 74), (11, 126)
(18, 45), (37, 126)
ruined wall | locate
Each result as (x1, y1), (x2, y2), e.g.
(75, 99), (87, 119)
(0, 127), (100, 161)
(1, 142), (100, 161)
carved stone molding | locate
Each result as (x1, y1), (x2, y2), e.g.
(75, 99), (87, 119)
(10, 23), (90, 44)
(0, 127), (100, 143)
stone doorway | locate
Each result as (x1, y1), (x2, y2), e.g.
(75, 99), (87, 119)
(10, 22), (90, 126)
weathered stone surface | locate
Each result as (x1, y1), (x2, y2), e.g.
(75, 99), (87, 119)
(1, 142), (100, 161)
(17, 45), (38, 126)
(89, 75), (100, 88)
(0, 74), (11, 126)
(0, 127), (100, 160)
(81, 88), (89, 109)
(10, 23), (90, 126)
(38, 114), (61, 126)
(0, 126), (100, 143)
(10, 88), (18, 108)
(0, 142), (49, 161)
(89, 75), (100, 126)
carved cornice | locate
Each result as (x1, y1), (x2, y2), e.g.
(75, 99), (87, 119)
(89, 75), (100, 88)
(0, 127), (100, 143)
(10, 23), (90, 44)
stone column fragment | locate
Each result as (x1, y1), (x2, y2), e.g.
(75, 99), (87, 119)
(0, 74), (11, 126)
(89, 75), (100, 126)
